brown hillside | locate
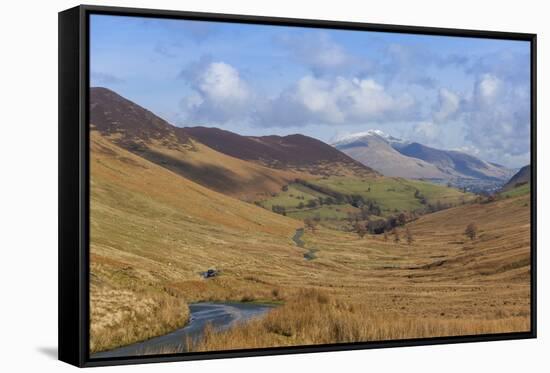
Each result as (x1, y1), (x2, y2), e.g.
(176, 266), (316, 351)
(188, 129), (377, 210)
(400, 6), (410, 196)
(90, 132), (305, 351)
(90, 87), (308, 200)
(90, 87), (190, 147)
(182, 126), (377, 177)
(89, 87), (531, 354)
(502, 165), (531, 191)
(91, 134), (531, 352)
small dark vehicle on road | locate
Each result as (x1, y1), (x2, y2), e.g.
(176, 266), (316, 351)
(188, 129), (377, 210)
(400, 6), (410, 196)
(202, 269), (219, 278)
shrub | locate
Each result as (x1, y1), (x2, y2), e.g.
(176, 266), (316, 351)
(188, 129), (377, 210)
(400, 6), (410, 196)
(393, 230), (400, 243)
(405, 227), (414, 245)
(465, 223), (478, 240)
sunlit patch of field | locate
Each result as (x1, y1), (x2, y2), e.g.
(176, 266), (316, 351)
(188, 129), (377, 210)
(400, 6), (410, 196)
(90, 131), (530, 354)
(309, 176), (474, 213)
(500, 183), (530, 198)
(258, 176), (474, 228)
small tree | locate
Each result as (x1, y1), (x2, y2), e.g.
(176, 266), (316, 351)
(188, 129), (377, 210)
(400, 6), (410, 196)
(465, 223), (478, 240)
(383, 230), (389, 241)
(397, 213), (407, 226)
(354, 221), (368, 239)
(405, 227), (414, 245)
(306, 199), (318, 208)
(304, 218), (317, 233)
(272, 205), (286, 216)
(393, 229), (400, 243)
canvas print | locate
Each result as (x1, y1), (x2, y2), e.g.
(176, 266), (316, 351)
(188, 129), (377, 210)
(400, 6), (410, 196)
(88, 14), (532, 358)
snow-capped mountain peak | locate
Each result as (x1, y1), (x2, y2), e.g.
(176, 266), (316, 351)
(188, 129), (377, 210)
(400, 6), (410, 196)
(331, 130), (407, 146)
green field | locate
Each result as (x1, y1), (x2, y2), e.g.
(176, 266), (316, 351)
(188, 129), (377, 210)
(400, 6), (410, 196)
(259, 183), (326, 210)
(258, 176), (473, 229)
(309, 176), (472, 213)
(500, 183), (530, 198)
(259, 177), (473, 219)
(286, 205), (358, 220)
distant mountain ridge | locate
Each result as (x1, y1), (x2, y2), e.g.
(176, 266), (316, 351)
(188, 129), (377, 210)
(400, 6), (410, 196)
(89, 87), (376, 201)
(395, 142), (513, 181)
(182, 126), (376, 177)
(333, 130), (515, 181)
(332, 132), (447, 179)
(502, 165), (530, 191)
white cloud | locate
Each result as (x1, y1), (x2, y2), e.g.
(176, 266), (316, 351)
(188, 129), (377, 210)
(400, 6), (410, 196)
(476, 74), (501, 104)
(429, 72), (530, 167)
(413, 121), (440, 141)
(198, 62), (251, 104)
(180, 61), (252, 123)
(278, 33), (370, 76)
(294, 76), (345, 123)
(433, 88), (460, 123)
(452, 145), (481, 156)
(256, 75), (415, 127)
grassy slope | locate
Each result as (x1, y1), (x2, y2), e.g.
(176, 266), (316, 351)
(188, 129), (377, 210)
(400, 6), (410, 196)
(183, 195), (531, 352)
(259, 176), (473, 226)
(141, 138), (305, 202)
(90, 132), (307, 352)
(91, 131), (530, 354)
(500, 183), (531, 198)
(310, 176), (472, 212)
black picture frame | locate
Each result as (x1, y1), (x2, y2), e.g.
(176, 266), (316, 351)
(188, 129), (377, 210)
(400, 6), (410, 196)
(58, 4), (537, 368)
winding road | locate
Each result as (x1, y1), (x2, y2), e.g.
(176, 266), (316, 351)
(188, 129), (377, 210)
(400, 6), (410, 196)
(292, 228), (318, 260)
(92, 228), (316, 359)
(91, 302), (274, 359)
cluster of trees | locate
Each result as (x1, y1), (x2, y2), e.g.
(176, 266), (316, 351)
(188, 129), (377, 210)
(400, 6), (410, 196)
(271, 205), (287, 216)
(348, 210), (412, 235)
(294, 179), (382, 213)
(414, 189), (427, 205)
(378, 226), (415, 245)
(413, 189), (455, 213)
(294, 198), (330, 210)
(287, 179), (383, 216)
(304, 216), (320, 232)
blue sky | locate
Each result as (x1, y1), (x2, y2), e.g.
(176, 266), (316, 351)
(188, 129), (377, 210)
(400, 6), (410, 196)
(90, 14), (531, 168)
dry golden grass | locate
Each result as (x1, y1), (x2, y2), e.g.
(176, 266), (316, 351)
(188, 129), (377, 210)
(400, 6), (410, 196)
(182, 289), (528, 352)
(89, 131), (531, 354)
(90, 286), (188, 353)
(143, 138), (307, 202)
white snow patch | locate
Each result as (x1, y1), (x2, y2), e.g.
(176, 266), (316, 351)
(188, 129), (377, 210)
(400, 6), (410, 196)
(331, 129), (408, 146)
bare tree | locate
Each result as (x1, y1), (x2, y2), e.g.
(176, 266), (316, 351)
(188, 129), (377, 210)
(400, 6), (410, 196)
(397, 213), (407, 226)
(353, 221), (368, 239)
(304, 218), (317, 233)
(465, 223), (478, 240)
(383, 231), (389, 241)
(405, 227), (414, 245)
(393, 229), (400, 243)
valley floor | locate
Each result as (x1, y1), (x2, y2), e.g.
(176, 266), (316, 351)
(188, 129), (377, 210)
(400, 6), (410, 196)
(184, 195), (531, 352)
(89, 133), (531, 355)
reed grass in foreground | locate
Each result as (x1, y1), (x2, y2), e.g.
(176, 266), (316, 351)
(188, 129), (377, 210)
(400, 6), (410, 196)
(90, 288), (189, 353)
(183, 289), (528, 352)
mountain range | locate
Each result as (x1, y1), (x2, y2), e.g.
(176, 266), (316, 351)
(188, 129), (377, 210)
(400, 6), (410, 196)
(332, 130), (516, 182)
(90, 87), (376, 201)
(91, 87), (522, 200)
